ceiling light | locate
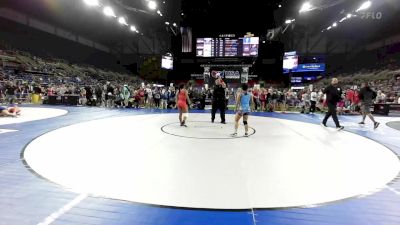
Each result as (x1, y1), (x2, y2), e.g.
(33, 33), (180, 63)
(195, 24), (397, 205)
(118, 17), (128, 26)
(83, 0), (99, 6)
(103, 6), (116, 17)
(356, 1), (372, 12)
(299, 2), (313, 13)
(148, 1), (157, 10)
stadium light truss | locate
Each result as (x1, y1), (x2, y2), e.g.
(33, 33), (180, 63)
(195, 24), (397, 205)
(83, 0), (170, 36)
(322, 1), (373, 32)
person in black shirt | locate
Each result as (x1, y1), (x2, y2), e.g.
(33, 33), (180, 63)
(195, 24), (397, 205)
(200, 88), (207, 110)
(211, 78), (226, 124)
(95, 85), (103, 107)
(85, 86), (93, 106)
(105, 82), (114, 108)
(33, 85), (42, 94)
(321, 78), (344, 131)
(358, 82), (379, 129)
(5, 82), (16, 104)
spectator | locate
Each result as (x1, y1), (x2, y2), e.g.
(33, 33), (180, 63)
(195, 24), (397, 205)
(122, 84), (131, 107)
(160, 88), (168, 109)
(321, 78), (344, 131)
(105, 82), (114, 108)
(358, 82), (380, 129)
(153, 88), (161, 109)
(310, 89), (318, 114)
(5, 81), (16, 104)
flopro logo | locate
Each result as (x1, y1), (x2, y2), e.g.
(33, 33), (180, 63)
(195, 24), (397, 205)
(360, 11), (383, 20)
(224, 71), (241, 79)
(212, 70), (241, 79)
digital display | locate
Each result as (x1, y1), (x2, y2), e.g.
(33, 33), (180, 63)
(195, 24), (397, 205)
(242, 37), (259, 56)
(161, 55), (173, 70)
(283, 55), (299, 70)
(224, 38), (239, 57)
(196, 37), (259, 57)
(291, 77), (302, 83)
(293, 63), (326, 72)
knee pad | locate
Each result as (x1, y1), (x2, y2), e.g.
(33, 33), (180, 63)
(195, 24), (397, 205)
(243, 121), (248, 125)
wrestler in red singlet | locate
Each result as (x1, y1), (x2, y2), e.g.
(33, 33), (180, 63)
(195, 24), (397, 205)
(176, 84), (191, 127)
(177, 89), (188, 111)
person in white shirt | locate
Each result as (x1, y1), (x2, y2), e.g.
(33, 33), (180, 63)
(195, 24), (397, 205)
(375, 90), (386, 103)
(310, 90), (318, 113)
(398, 96), (400, 104)
(59, 84), (66, 95)
(300, 91), (310, 113)
(160, 88), (168, 109)
(145, 86), (153, 108)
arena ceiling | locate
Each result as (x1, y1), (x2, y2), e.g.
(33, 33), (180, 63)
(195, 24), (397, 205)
(1, 0), (398, 52)
(179, 0), (400, 43)
(0, 0), (181, 47)
(277, 0), (400, 42)
(180, 0), (283, 36)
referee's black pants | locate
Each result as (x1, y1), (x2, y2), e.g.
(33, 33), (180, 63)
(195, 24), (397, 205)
(322, 103), (340, 127)
(211, 101), (226, 123)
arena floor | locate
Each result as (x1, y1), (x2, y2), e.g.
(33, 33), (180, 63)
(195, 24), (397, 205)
(1, 106), (400, 225)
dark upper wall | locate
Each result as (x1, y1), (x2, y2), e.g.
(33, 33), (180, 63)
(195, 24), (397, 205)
(0, 17), (141, 73)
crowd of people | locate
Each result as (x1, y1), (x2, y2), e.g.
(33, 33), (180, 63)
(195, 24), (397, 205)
(1, 46), (400, 118)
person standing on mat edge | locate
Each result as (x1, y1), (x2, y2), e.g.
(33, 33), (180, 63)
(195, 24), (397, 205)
(231, 84), (254, 137)
(358, 82), (380, 129)
(211, 78), (227, 124)
(321, 78), (344, 131)
(176, 84), (191, 127)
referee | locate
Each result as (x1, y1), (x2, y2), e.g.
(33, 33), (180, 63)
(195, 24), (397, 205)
(321, 78), (344, 131)
(211, 78), (226, 124)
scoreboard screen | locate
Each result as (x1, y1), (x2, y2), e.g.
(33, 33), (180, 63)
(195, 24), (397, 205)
(196, 37), (259, 57)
